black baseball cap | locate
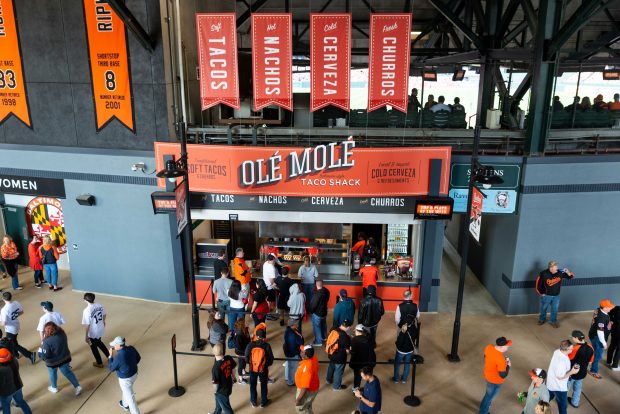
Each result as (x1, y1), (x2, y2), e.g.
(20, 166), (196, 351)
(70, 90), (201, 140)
(571, 330), (585, 340)
(40, 301), (53, 311)
(341, 319), (352, 327)
(496, 337), (513, 346)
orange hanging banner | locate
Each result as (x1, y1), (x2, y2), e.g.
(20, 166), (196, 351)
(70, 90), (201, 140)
(82, 0), (135, 132)
(0, 0), (32, 128)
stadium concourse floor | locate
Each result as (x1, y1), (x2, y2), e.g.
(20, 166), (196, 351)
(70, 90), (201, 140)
(5, 265), (618, 414)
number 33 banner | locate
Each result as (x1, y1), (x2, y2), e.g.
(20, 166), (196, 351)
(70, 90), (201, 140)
(82, 0), (135, 132)
(0, 0), (32, 128)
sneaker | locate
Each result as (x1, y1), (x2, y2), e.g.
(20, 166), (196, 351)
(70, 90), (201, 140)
(30, 352), (37, 364)
(568, 396), (579, 408)
(238, 379), (248, 385)
(260, 399), (270, 408)
(118, 400), (129, 412)
(537, 320), (545, 325)
(53, 286), (63, 291)
(549, 322), (559, 328)
(312, 343), (322, 347)
(612, 366), (620, 371)
(391, 377), (398, 383)
(332, 385), (347, 391)
(93, 362), (104, 368)
(48, 386), (59, 393)
(48, 285), (54, 290)
(75, 386), (82, 396)
(267, 377), (276, 384)
(35, 284), (42, 288)
(14, 286), (23, 290)
(325, 380), (332, 385)
(401, 379), (407, 384)
(250, 402), (258, 408)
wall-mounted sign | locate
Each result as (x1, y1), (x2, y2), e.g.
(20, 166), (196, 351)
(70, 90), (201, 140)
(26, 197), (67, 254)
(151, 191), (176, 214)
(310, 13), (351, 112)
(155, 141), (451, 197)
(469, 187), (483, 242)
(0, 174), (65, 198)
(252, 13), (293, 111)
(449, 163), (520, 213)
(196, 13), (240, 110)
(0, 0), (32, 128)
(413, 197), (454, 220)
(368, 14), (411, 113)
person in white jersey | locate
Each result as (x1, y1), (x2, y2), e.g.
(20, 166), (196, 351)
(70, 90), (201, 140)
(82, 292), (109, 368)
(37, 301), (66, 340)
(0, 291), (36, 364)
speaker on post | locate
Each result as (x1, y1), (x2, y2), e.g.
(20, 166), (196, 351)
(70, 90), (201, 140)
(76, 194), (96, 206)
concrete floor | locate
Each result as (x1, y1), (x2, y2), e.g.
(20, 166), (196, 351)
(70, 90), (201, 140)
(5, 261), (618, 414)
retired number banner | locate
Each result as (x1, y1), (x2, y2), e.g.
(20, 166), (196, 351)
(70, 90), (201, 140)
(196, 13), (240, 110)
(368, 14), (411, 113)
(83, 0), (135, 132)
(0, 0), (31, 128)
(310, 13), (351, 112)
(252, 13), (293, 111)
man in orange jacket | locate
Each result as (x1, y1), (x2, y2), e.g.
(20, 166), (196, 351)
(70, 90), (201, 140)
(479, 337), (512, 414)
(232, 248), (252, 291)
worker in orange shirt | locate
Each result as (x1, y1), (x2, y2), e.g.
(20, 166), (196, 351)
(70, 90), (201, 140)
(359, 257), (378, 297)
(232, 247), (252, 292)
(351, 232), (367, 258)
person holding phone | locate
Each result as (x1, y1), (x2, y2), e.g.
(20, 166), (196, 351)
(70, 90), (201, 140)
(567, 330), (594, 408)
(108, 336), (141, 414)
(547, 340), (580, 414)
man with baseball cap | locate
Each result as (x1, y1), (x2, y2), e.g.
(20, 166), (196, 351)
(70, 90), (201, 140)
(108, 336), (141, 414)
(547, 340), (579, 414)
(37, 301), (65, 340)
(536, 261), (574, 328)
(479, 337), (512, 414)
(326, 319), (352, 391)
(588, 299), (615, 379)
(568, 330), (594, 408)
(295, 345), (319, 413)
(523, 368), (549, 414)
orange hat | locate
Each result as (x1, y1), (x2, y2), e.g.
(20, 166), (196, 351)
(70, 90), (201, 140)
(600, 299), (615, 308)
(0, 348), (12, 363)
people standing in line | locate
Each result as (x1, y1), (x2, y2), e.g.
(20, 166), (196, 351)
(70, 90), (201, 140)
(536, 261), (574, 328)
(0, 348), (32, 414)
(40, 322), (82, 395)
(567, 330), (594, 408)
(353, 366), (381, 414)
(332, 289), (355, 330)
(547, 340), (579, 414)
(39, 236), (62, 291)
(295, 345), (320, 414)
(213, 266), (233, 329)
(81, 292), (109, 368)
(522, 368), (549, 414)
(298, 256), (318, 312)
(350, 324), (375, 390)
(395, 290), (420, 327)
(283, 319), (304, 387)
(358, 285), (384, 348)
(308, 279), (330, 346)
(28, 235), (45, 288)
(250, 281), (269, 328)
(108, 336), (141, 414)
(245, 328), (274, 408)
(262, 254), (278, 311)
(606, 303), (620, 371)
(0, 292), (35, 364)
(287, 283), (305, 335)
(587, 299), (614, 379)
(359, 258), (378, 298)
(208, 310), (228, 349)
(326, 319), (352, 391)
(37, 301), (65, 340)
(1, 236), (22, 291)
(211, 343), (236, 414)
(232, 248), (252, 294)
(228, 280), (248, 333)
(233, 318), (251, 384)
(393, 314), (417, 384)
(276, 266), (294, 326)
(478, 337), (512, 414)
(213, 249), (228, 281)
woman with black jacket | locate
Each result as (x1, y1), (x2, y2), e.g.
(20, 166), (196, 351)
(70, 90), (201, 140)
(393, 314), (417, 383)
(234, 318), (251, 384)
(0, 348), (32, 413)
(40, 322), (82, 395)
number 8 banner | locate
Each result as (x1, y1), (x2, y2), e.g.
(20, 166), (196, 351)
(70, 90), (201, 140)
(0, 0), (32, 128)
(82, 0), (135, 133)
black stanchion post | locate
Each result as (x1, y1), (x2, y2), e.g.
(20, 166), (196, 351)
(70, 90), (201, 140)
(168, 334), (186, 397)
(403, 357), (421, 407)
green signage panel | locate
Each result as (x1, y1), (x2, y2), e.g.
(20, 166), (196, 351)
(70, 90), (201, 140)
(449, 163), (521, 189)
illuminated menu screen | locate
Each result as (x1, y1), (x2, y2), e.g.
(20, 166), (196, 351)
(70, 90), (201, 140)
(414, 198), (454, 220)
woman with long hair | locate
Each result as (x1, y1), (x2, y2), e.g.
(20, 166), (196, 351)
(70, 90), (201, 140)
(1, 235), (22, 290)
(40, 322), (82, 395)
(227, 280), (247, 339)
(233, 317), (251, 383)
(39, 235), (61, 291)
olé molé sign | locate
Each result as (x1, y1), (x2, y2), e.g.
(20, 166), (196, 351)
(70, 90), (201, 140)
(155, 141), (451, 197)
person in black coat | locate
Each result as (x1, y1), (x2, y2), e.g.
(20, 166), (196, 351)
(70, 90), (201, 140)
(349, 324), (375, 389)
(309, 279), (330, 346)
(275, 267), (295, 326)
(40, 322), (82, 394)
(0, 348), (32, 413)
(607, 305), (620, 370)
(393, 314), (417, 383)
(358, 285), (385, 347)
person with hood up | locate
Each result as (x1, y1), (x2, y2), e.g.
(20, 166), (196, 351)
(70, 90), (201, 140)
(358, 285), (384, 347)
(287, 283), (305, 335)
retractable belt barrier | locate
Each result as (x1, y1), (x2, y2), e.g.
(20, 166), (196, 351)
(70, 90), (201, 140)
(168, 333), (423, 408)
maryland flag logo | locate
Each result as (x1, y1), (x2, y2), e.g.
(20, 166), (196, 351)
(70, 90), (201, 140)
(25, 197), (67, 254)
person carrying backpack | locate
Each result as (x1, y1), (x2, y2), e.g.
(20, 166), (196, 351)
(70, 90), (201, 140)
(244, 328), (274, 408)
(393, 314), (417, 383)
(326, 319), (352, 391)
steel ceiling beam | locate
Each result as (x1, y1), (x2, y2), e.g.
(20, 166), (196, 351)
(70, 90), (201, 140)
(566, 29), (620, 60)
(497, 0), (521, 38)
(503, 20), (528, 46)
(429, 0), (483, 50)
(352, 23), (369, 38)
(424, 50), (480, 64)
(604, 8), (620, 30)
(470, 0), (486, 35)
(361, 0), (376, 13)
(520, 0), (538, 36)
(404, 0), (412, 13)
(105, 0), (154, 53)
(236, 0), (269, 28)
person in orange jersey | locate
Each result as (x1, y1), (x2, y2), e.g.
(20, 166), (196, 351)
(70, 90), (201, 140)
(536, 261), (574, 328)
(1, 235), (22, 290)
(359, 257), (378, 298)
(232, 248), (252, 292)
(479, 337), (512, 414)
(295, 345), (320, 413)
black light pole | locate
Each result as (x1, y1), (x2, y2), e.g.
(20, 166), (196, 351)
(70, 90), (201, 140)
(157, 122), (206, 352)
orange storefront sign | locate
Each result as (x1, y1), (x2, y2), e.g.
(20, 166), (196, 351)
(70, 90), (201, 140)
(155, 141), (451, 196)
(82, 0), (135, 132)
(0, 0), (32, 127)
